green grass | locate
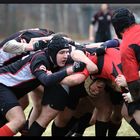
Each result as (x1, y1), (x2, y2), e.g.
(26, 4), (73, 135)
(15, 100), (139, 137)
(42, 118), (139, 136)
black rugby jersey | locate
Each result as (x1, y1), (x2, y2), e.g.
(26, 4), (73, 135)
(91, 11), (112, 42)
(0, 50), (67, 92)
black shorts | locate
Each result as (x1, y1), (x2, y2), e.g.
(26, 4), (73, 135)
(67, 82), (88, 110)
(95, 32), (111, 42)
(42, 82), (88, 111)
(126, 100), (140, 116)
(109, 90), (124, 105)
(42, 83), (69, 111)
(10, 81), (40, 99)
(0, 84), (20, 116)
(0, 113), (7, 127)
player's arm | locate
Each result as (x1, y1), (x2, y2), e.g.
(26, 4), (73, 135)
(60, 70), (88, 86)
(89, 24), (95, 42)
(30, 55), (86, 87)
(28, 35), (53, 44)
(2, 39), (29, 54)
(89, 14), (97, 42)
(85, 39), (120, 49)
(85, 42), (103, 48)
(71, 49), (98, 74)
(2, 34), (75, 54)
(60, 73), (87, 87)
(70, 39), (120, 56)
(2, 38), (49, 54)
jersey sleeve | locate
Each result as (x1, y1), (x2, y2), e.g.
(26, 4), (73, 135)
(30, 52), (68, 87)
(30, 52), (49, 77)
(78, 68), (89, 78)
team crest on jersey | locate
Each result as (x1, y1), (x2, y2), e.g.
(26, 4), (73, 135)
(39, 65), (47, 71)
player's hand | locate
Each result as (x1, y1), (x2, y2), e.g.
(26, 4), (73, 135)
(122, 92), (133, 103)
(72, 61), (86, 72)
(115, 74), (127, 87)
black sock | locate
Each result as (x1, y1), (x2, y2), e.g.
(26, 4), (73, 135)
(74, 112), (92, 135)
(20, 107), (33, 136)
(95, 120), (108, 136)
(65, 117), (79, 136)
(65, 113), (92, 136)
(28, 121), (46, 136)
(108, 121), (122, 136)
(66, 117), (78, 130)
(20, 120), (29, 136)
(130, 119), (140, 135)
(51, 121), (69, 136)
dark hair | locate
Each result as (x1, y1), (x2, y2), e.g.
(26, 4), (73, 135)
(111, 8), (135, 39)
(47, 34), (69, 65)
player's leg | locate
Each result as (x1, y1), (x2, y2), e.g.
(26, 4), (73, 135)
(0, 84), (26, 136)
(27, 83), (69, 136)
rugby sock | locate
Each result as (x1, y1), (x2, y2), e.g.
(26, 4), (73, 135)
(108, 121), (122, 136)
(65, 113), (92, 136)
(95, 120), (108, 136)
(51, 121), (68, 136)
(129, 119), (140, 135)
(0, 124), (15, 136)
(74, 112), (92, 135)
(20, 107), (33, 136)
(66, 116), (78, 130)
(20, 120), (29, 136)
(27, 121), (46, 136)
(65, 117), (79, 136)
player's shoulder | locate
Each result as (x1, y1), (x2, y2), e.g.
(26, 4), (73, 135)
(31, 50), (46, 59)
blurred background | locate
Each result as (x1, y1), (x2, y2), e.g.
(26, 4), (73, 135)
(0, 4), (140, 40)
(1, 4), (140, 136)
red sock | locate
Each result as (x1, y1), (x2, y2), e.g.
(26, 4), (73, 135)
(0, 125), (15, 136)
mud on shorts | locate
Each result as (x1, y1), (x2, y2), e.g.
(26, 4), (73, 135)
(42, 82), (88, 111)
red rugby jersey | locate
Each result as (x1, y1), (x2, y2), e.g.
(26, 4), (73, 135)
(120, 24), (140, 82)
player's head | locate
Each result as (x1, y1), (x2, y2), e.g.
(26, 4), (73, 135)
(47, 34), (70, 66)
(88, 78), (106, 97)
(100, 4), (109, 12)
(111, 8), (135, 39)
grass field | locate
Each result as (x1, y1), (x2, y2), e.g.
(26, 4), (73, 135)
(15, 95), (139, 137)
(41, 118), (139, 136)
